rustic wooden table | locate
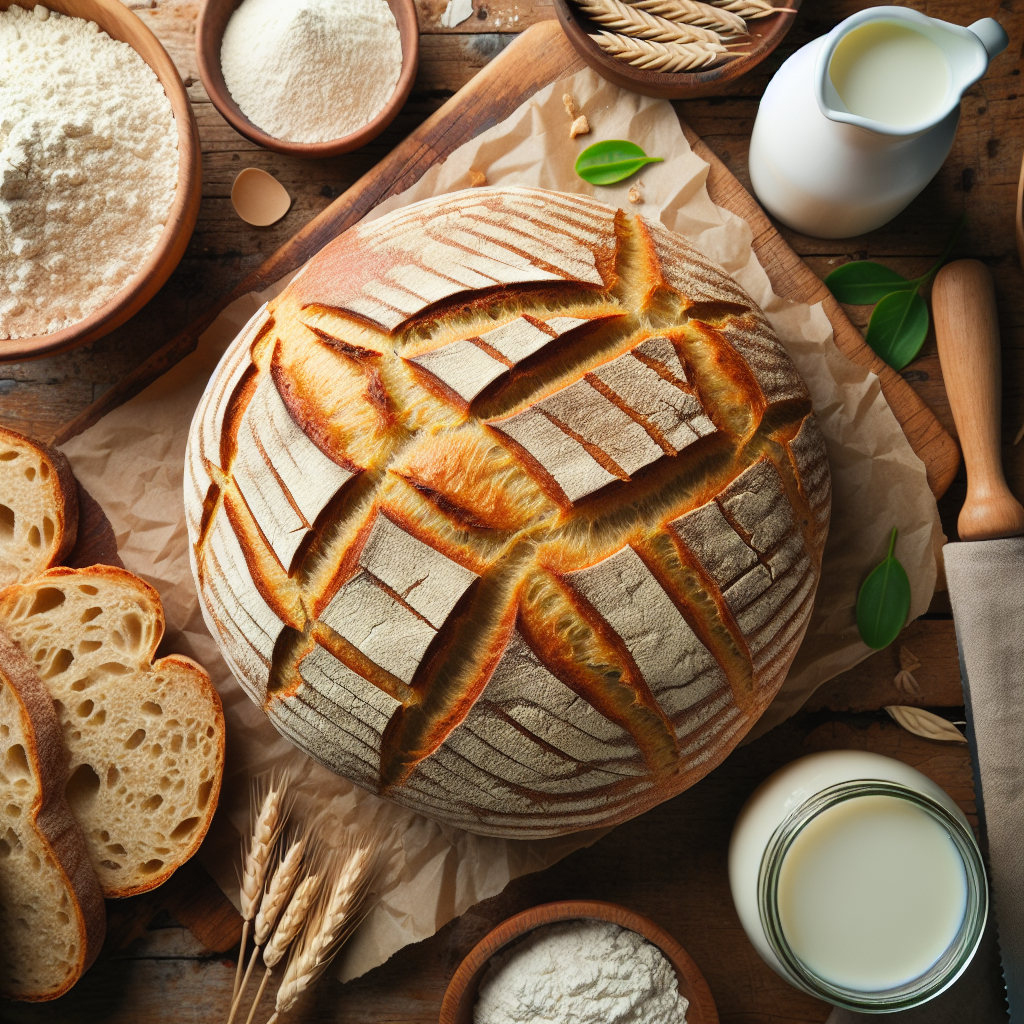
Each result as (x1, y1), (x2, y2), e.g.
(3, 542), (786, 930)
(2, 0), (1021, 1021)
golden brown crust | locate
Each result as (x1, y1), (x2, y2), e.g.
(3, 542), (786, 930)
(186, 186), (831, 838)
(0, 625), (105, 1001)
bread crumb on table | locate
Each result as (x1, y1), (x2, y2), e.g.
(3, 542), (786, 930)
(570, 115), (590, 139)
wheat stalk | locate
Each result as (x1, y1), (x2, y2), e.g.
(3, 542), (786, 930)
(231, 774), (289, 1011)
(595, 31), (743, 70)
(705, 0), (797, 18)
(575, 0), (724, 44)
(264, 873), (322, 970)
(255, 837), (306, 947)
(240, 873), (322, 1024)
(624, 0), (746, 35)
(229, 835), (306, 1024)
(264, 846), (374, 1024)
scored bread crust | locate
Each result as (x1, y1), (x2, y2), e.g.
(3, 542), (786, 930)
(0, 565), (225, 897)
(0, 426), (79, 589)
(0, 626), (105, 1001)
(186, 186), (831, 838)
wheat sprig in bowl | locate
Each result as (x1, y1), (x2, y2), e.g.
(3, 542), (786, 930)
(553, 0), (801, 98)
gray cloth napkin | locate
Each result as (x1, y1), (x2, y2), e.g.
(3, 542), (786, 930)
(944, 536), (1024, 1017)
(824, 915), (1008, 1022)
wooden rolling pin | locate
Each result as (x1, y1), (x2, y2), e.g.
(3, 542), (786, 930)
(932, 258), (1024, 541)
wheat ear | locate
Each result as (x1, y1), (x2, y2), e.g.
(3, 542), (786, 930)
(574, 0), (724, 44)
(231, 776), (288, 1010)
(594, 31), (743, 70)
(623, 0), (746, 35)
(242, 873), (321, 1024)
(705, 0), (797, 18)
(265, 847), (372, 1024)
(229, 836), (306, 1024)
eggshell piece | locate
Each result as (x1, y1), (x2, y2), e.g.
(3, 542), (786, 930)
(231, 168), (292, 227)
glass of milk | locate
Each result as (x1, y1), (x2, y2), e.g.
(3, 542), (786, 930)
(729, 751), (987, 1011)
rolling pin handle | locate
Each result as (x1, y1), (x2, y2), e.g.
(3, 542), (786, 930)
(932, 259), (1024, 542)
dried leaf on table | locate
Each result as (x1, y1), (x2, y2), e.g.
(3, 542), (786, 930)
(893, 644), (922, 695)
(885, 705), (968, 744)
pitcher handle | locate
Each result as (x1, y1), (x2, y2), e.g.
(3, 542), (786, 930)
(968, 18), (1009, 61)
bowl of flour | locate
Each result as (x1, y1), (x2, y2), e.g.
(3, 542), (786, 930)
(0, 0), (201, 359)
(440, 900), (720, 1024)
(195, 0), (419, 158)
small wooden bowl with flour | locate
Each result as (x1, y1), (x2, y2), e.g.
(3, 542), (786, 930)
(440, 900), (719, 1024)
(195, 0), (419, 159)
(0, 0), (201, 361)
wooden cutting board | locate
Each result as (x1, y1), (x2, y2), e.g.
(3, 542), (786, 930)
(53, 20), (958, 498)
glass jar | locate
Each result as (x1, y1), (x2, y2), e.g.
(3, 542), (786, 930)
(729, 750), (987, 1012)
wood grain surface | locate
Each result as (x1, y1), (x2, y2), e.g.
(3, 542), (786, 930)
(0, 0), (1020, 1021)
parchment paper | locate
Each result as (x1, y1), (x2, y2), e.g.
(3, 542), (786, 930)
(59, 69), (944, 980)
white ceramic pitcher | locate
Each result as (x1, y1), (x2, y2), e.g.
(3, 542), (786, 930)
(748, 6), (1008, 239)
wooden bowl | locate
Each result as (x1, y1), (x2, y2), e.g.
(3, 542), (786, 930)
(0, 0), (201, 362)
(553, 0), (801, 99)
(439, 900), (719, 1024)
(195, 0), (419, 159)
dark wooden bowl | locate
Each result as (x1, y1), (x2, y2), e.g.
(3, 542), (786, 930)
(439, 900), (719, 1024)
(195, 0), (419, 158)
(553, 0), (801, 99)
(0, 0), (201, 363)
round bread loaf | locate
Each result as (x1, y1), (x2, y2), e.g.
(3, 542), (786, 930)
(186, 187), (830, 838)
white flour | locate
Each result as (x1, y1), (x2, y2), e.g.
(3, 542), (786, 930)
(474, 920), (690, 1024)
(0, 4), (178, 340)
(221, 0), (403, 145)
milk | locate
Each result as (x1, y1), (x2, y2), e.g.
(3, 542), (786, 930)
(829, 21), (950, 128)
(728, 751), (987, 1009)
(777, 793), (968, 991)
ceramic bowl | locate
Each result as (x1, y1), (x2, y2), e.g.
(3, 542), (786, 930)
(195, 0), (419, 159)
(439, 900), (719, 1024)
(553, 0), (802, 99)
(0, 0), (201, 362)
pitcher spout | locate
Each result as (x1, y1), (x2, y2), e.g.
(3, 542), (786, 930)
(814, 6), (1008, 139)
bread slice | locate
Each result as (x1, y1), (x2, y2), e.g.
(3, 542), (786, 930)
(0, 566), (225, 897)
(0, 626), (105, 1000)
(0, 426), (79, 589)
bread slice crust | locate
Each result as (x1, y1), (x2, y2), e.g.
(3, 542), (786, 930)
(0, 565), (225, 897)
(0, 426), (79, 590)
(0, 625), (105, 1001)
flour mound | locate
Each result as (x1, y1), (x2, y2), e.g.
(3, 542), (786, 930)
(220, 0), (403, 145)
(0, 5), (178, 340)
(474, 920), (690, 1024)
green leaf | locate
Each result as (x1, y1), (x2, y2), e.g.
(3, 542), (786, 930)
(865, 289), (930, 370)
(575, 140), (663, 185)
(856, 528), (912, 650)
(824, 261), (914, 305)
